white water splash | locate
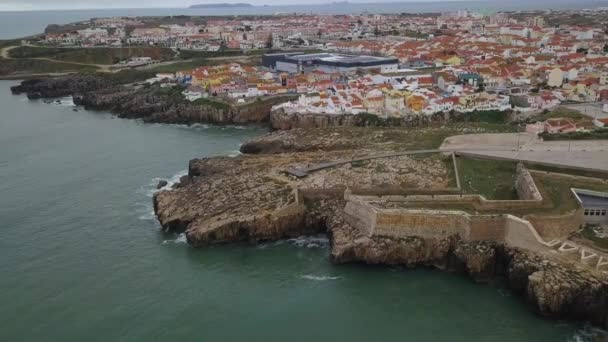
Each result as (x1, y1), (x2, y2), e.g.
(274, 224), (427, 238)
(136, 169), (187, 224)
(144, 169), (188, 197)
(162, 233), (188, 245)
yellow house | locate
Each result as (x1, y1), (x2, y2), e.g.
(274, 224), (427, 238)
(444, 56), (462, 66)
(406, 94), (427, 113)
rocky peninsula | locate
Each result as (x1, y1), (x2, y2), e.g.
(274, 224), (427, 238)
(154, 126), (608, 328)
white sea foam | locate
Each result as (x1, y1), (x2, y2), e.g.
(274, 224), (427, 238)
(138, 209), (156, 221)
(58, 97), (75, 106)
(569, 325), (606, 342)
(227, 150), (241, 157)
(137, 169), (188, 224)
(145, 169), (188, 197)
(162, 233), (188, 245)
(287, 235), (330, 249)
(300, 275), (341, 281)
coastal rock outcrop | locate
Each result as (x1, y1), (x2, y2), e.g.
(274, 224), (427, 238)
(10, 75), (115, 99)
(506, 250), (608, 326)
(11, 76), (279, 125)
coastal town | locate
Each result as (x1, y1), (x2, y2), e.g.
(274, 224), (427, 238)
(27, 9), (608, 128)
(5, 7), (608, 335)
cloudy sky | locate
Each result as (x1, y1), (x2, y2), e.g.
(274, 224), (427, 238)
(0, 0), (461, 11)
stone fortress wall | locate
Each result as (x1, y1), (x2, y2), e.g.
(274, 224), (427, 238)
(339, 163), (593, 252)
(295, 156), (598, 253)
(343, 201), (553, 251)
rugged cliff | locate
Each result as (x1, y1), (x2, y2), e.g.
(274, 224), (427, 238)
(270, 108), (440, 130)
(10, 75), (115, 99)
(10, 75), (278, 125)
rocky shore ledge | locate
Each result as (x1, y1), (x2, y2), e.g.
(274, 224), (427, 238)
(154, 127), (608, 328)
(10, 75), (281, 125)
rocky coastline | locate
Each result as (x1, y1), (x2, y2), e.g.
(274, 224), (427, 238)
(10, 76), (607, 329)
(10, 76), (461, 129)
(154, 127), (608, 329)
(10, 75), (278, 125)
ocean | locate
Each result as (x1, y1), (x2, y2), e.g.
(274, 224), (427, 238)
(0, 80), (603, 340)
(2, 0), (608, 39)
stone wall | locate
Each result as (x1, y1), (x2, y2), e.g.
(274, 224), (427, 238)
(374, 209), (469, 239)
(343, 201), (377, 237)
(504, 215), (551, 251)
(525, 208), (585, 240)
(347, 193), (541, 211)
(467, 216), (507, 241)
(342, 200), (553, 253)
(515, 164), (543, 201)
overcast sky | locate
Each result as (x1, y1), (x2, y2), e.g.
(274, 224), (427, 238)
(0, 0), (464, 11)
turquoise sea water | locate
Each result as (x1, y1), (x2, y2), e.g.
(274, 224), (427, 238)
(0, 80), (602, 341)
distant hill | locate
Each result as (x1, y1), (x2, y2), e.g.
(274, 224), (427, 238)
(189, 3), (253, 8)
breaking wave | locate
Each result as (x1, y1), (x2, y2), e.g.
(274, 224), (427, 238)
(162, 233), (188, 245)
(300, 275), (341, 281)
(143, 169), (188, 197)
(136, 169), (187, 223)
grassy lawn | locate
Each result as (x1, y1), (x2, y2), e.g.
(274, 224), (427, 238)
(193, 97), (231, 110)
(93, 69), (157, 84)
(457, 157), (518, 200)
(0, 57), (98, 76)
(534, 107), (587, 122)
(148, 58), (211, 73)
(468, 110), (510, 124)
(380, 170), (608, 217)
(9, 46), (175, 65)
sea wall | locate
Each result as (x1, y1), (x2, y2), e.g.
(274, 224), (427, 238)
(374, 209), (469, 239)
(342, 200), (552, 253)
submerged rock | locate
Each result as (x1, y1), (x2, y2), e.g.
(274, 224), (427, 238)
(156, 180), (168, 189)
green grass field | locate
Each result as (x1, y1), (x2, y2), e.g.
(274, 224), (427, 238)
(457, 157), (518, 200)
(0, 58), (98, 76)
(9, 46), (175, 65)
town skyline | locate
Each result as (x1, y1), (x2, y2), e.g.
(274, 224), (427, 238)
(0, 0), (585, 12)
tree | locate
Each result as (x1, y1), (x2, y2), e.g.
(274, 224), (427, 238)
(265, 34), (273, 49)
(374, 25), (380, 36)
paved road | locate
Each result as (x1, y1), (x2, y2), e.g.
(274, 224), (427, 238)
(440, 133), (608, 173)
(286, 133), (608, 178)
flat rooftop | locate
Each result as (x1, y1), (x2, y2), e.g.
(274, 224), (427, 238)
(285, 53), (397, 64)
